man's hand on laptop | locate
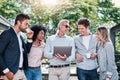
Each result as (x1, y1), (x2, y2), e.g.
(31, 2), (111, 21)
(55, 53), (67, 61)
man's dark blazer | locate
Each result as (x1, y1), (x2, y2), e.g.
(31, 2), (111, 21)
(0, 27), (28, 75)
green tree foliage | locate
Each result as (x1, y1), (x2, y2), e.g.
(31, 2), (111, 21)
(0, 0), (24, 23)
(115, 31), (120, 53)
(0, 0), (120, 33)
(1, 0), (120, 35)
(98, 0), (120, 24)
(21, 0), (120, 35)
(22, 0), (99, 36)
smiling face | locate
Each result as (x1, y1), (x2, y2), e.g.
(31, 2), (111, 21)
(59, 21), (69, 34)
(57, 19), (70, 36)
(95, 27), (109, 47)
(77, 18), (90, 36)
(96, 30), (102, 41)
(78, 24), (89, 36)
(36, 30), (45, 41)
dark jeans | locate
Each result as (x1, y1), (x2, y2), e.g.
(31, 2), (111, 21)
(77, 67), (98, 80)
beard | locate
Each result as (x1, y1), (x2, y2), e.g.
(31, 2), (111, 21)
(19, 25), (26, 33)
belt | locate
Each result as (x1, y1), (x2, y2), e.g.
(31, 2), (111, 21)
(28, 66), (40, 69)
(19, 67), (23, 70)
(50, 64), (69, 68)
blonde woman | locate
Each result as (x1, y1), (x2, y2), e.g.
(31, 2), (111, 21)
(96, 27), (118, 80)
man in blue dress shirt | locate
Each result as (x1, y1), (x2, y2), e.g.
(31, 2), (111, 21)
(44, 19), (75, 80)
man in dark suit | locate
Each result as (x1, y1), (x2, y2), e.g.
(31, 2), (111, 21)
(0, 13), (33, 80)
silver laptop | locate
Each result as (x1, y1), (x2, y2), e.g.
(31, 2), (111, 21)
(53, 46), (72, 57)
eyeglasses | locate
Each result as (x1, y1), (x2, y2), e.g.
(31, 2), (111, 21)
(63, 25), (70, 28)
